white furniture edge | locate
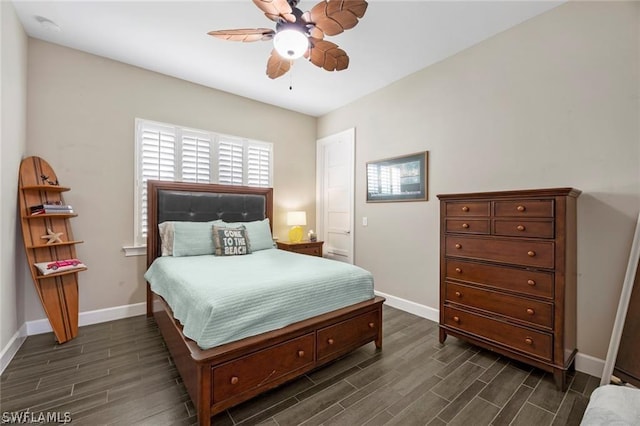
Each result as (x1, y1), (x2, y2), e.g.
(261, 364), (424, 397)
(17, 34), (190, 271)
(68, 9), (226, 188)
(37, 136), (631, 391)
(600, 212), (640, 386)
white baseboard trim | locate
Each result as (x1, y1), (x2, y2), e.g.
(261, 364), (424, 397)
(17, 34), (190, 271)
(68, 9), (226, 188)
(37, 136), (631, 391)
(375, 290), (605, 378)
(575, 352), (605, 379)
(0, 323), (27, 375)
(4, 297), (607, 380)
(26, 302), (147, 335)
(375, 290), (439, 323)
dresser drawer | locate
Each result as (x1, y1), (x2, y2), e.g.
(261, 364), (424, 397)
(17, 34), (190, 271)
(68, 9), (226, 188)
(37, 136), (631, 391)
(445, 236), (555, 269)
(445, 219), (490, 234)
(296, 246), (322, 256)
(494, 219), (554, 239)
(443, 306), (552, 361)
(445, 201), (490, 217)
(494, 200), (554, 217)
(445, 259), (554, 299)
(317, 311), (379, 361)
(445, 282), (553, 328)
(212, 333), (314, 404)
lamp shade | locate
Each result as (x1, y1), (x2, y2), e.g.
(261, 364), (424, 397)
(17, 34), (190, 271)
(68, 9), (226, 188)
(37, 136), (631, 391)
(273, 29), (309, 59)
(287, 211), (307, 226)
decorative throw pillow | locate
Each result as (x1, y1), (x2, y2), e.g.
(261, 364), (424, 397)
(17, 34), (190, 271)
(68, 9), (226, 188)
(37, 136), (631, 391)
(158, 220), (222, 256)
(212, 225), (251, 256)
(35, 259), (86, 276)
(221, 219), (275, 251)
(158, 222), (175, 256)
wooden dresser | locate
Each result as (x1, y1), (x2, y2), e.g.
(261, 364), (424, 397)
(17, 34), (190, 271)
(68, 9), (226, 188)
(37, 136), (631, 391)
(437, 188), (580, 390)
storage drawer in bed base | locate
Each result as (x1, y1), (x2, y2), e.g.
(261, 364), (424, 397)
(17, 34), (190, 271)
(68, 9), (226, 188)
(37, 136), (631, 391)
(152, 292), (385, 425)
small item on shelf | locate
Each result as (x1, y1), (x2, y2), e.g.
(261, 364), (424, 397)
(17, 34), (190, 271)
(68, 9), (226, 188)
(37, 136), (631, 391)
(40, 174), (59, 186)
(34, 258), (86, 276)
(30, 203), (74, 215)
(308, 230), (317, 242)
(40, 227), (64, 244)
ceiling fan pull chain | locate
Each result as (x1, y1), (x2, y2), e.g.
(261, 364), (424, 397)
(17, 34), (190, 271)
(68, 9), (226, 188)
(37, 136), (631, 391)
(289, 60), (294, 90)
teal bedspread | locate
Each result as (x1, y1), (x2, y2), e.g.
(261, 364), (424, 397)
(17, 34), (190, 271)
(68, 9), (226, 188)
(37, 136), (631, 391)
(144, 249), (374, 349)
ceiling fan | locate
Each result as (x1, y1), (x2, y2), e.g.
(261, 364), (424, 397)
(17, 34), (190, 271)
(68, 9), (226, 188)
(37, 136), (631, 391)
(208, 0), (368, 79)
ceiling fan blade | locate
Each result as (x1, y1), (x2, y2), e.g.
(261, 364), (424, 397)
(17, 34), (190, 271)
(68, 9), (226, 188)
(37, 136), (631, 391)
(308, 0), (368, 37)
(306, 39), (349, 72)
(253, 0), (296, 23)
(207, 28), (275, 42)
(266, 49), (292, 79)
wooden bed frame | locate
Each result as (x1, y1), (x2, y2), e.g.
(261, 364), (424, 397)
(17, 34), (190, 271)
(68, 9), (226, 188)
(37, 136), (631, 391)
(145, 180), (384, 425)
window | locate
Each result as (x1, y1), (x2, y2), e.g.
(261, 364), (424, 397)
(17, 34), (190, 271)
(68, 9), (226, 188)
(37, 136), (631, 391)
(134, 118), (273, 246)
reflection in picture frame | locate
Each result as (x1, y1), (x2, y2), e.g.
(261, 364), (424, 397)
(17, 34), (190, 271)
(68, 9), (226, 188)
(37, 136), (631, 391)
(366, 151), (429, 202)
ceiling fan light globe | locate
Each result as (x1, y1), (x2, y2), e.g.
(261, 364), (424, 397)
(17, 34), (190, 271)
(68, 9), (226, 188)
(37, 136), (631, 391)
(273, 29), (308, 59)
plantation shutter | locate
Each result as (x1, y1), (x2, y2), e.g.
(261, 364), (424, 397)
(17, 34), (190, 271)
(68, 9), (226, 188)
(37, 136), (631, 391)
(138, 123), (176, 242)
(247, 143), (272, 187)
(218, 139), (244, 185)
(181, 131), (211, 183)
(135, 119), (273, 247)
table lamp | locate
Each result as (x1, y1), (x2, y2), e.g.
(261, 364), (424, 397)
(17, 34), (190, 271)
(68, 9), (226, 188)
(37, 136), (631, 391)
(287, 211), (307, 243)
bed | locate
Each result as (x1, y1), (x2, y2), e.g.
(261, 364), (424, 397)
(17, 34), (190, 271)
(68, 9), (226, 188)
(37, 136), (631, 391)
(580, 385), (640, 425)
(144, 180), (385, 425)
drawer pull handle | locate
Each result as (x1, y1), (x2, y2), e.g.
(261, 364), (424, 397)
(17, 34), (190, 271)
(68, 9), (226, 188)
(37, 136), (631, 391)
(462, 206), (469, 212)
(526, 308), (535, 315)
(517, 205), (526, 212)
(525, 338), (533, 345)
(462, 223), (469, 229)
(516, 225), (526, 231)
(453, 316), (460, 323)
(527, 279), (536, 286)
(455, 267), (462, 273)
(327, 338), (335, 345)
(455, 291), (462, 298)
(455, 244), (462, 249)
(230, 376), (239, 385)
(298, 350), (305, 358)
(368, 322), (375, 329)
(528, 251), (536, 257)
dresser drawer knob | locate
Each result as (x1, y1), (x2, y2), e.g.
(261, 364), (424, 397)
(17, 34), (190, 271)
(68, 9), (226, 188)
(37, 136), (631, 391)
(516, 225), (526, 231)
(368, 322), (375, 329)
(327, 338), (335, 345)
(517, 205), (526, 212)
(230, 376), (239, 385)
(455, 291), (462, 298)
(527, 279), (536, 286)
(455, 244), (462, 249)
(524, 338), (533, 345)
(297, 350), (305, 358)
(526, 308), (535, 315)
(462, 223), (469, 229)
(527, 251), (536, 257)
(453, 316), (460, 323)
(455, 267), (462, 273)
(462, 206), (469, 212)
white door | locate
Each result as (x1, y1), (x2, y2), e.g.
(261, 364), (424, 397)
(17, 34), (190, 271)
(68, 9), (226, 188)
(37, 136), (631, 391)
(316, 128), (355, 264)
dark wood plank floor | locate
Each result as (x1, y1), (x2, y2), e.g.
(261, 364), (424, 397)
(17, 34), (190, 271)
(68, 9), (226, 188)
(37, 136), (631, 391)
(1, 306), (595, 425)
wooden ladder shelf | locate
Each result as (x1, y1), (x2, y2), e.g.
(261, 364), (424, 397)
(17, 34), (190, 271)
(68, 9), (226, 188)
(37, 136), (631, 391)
(18, 156), (85, 343)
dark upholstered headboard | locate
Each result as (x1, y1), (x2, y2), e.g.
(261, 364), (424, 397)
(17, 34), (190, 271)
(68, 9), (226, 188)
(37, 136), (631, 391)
(146, 180), (274, 268)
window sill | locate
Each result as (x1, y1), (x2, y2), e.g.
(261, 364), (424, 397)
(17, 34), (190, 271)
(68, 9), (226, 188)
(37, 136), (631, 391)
(123, 245), (146, 257)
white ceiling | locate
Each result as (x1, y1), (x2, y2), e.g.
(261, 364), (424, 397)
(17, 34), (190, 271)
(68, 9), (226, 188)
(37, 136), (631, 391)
(12, 0), (563, 117)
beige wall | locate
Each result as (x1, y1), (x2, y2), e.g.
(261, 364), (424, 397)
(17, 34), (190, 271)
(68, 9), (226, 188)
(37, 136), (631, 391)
(25, 39), (317, 320)
(318, 1), (640, 361)
(1, 2), (28, 354)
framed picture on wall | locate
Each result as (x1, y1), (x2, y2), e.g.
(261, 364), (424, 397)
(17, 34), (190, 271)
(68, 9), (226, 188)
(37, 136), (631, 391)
(366, 151), (429, 202)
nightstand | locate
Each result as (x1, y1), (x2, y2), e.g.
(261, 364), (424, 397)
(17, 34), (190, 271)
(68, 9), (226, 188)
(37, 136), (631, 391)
(276, 240), (324, 257)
